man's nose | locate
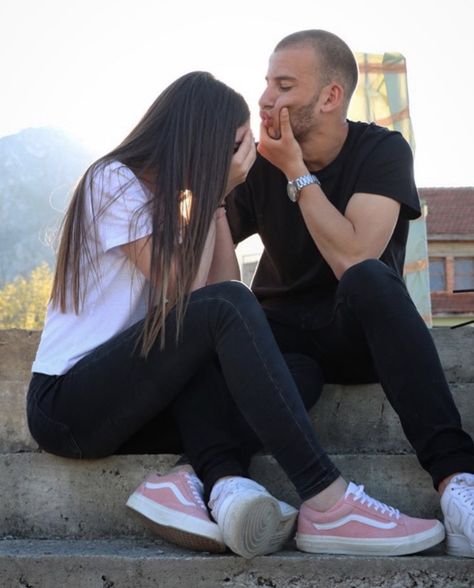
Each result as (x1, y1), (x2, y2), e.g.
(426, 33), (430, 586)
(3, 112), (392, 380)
(258, 87), (274, 110)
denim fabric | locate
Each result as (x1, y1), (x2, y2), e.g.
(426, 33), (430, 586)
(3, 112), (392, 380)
(27, 281), (339, 501)
(265, 259), (474, 489)
(171, 353), (324, 501)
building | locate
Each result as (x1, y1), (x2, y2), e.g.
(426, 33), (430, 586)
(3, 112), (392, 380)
(421, 187), (474, 327)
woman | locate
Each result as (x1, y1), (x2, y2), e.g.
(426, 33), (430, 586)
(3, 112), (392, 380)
(27, 72), (444, 560)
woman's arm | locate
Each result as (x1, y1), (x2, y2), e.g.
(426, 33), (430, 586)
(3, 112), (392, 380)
(206, 127), (257, 283)
(121, 221), (217, 295)
(123, 127), (256, 288)
(206, 208), (241, 283)
(191, 217), (217, 289)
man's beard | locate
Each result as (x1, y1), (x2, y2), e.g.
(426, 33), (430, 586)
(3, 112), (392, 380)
(289, 91), (321, 141)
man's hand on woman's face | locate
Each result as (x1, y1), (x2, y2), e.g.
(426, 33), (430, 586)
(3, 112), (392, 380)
(225, 128), (257, 196)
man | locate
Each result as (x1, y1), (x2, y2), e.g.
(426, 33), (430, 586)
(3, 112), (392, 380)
(126, 30), (474, 560)
(224, 29), (474, 558)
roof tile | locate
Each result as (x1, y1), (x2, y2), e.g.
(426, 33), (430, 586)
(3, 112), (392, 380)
(419, 187), (474, 236)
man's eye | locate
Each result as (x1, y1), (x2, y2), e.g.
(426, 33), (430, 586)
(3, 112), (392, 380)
(280, 85), (292, 91)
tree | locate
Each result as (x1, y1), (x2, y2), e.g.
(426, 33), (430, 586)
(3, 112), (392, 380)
(0, 263), (53, 330)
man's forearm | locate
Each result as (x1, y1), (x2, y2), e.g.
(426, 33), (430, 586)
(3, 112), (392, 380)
(297, 182), (360, 278)
(297, 184), (400, 280)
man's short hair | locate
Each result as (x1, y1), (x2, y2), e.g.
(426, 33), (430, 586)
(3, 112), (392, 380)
(275, 30), (359, 110)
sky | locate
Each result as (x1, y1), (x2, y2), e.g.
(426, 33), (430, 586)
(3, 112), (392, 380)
(1, 0), (473, 187)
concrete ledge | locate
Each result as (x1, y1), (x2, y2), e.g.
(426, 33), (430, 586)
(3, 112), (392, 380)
(2, 453), (439, 539)
(1, 327), (472, 381)
(0, 329), (40, 381)
(312, 381), (473, 454)
(2, 325), (473, 454)
(0, 539), (472, 588)
(2, 380), (472, 454)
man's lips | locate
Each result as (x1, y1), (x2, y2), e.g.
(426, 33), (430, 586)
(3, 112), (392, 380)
(260, 111), (273, 126)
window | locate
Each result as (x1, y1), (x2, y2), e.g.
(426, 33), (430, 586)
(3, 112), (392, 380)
(429, 258), (446, 292)
(454, 258), (474, 291)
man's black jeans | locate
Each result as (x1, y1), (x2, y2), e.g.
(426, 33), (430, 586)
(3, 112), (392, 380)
(27, 281), (339, 502)
(186, 259), (474, 496)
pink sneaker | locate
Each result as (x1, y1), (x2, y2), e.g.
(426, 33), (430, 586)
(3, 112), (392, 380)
(296, 482), (445, 556)
(126, 470), (225, 553)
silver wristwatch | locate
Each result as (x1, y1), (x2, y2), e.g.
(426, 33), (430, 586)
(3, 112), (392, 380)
(287, 173), (320, 202)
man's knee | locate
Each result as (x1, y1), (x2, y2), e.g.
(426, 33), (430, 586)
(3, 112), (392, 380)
(338, 259), (407, 311)
(340, 259), (397, 292)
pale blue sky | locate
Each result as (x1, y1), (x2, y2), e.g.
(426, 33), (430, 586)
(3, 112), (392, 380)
(1, 0), (473, 186)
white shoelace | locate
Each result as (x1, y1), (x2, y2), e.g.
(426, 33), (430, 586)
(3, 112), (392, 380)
(347, 483), (400, 519)
(451, 475), (474, 508)
(208, 476), (266, 513)
(185, 473), (207, 512)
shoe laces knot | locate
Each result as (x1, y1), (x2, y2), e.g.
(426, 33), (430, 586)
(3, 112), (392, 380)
(350, 484), (400, 519)
(185, 473), (207, 511)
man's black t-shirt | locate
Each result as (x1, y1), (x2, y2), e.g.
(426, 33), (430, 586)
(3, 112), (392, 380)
(226, 121), (421, 328)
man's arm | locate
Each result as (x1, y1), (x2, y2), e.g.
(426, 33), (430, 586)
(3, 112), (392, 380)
(258, 108), (401, 280)
(297, 189), (400, 279)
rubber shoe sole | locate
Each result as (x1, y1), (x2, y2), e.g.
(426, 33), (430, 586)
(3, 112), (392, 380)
(267, 501), (298, 552)
(127, 492), (226, 553)
(446, 532), (474, 558)
(219, 493), (289, 558)
(296, 520), (445, 556)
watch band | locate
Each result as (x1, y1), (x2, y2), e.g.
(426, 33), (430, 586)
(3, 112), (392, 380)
(295, 173), (320, 190)
(287, 173), (320, 202)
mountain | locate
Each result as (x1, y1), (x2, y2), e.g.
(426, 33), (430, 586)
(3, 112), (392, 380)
(0, 128), (94, 286)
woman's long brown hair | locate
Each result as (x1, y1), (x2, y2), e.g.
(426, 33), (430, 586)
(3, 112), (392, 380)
(51, 71), (250, 355)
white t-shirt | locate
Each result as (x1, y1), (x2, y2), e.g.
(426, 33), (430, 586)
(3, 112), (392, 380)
(32, 161), (153, 375)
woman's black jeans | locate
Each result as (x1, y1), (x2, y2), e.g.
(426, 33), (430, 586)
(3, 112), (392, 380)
(27, 281), (339, 502)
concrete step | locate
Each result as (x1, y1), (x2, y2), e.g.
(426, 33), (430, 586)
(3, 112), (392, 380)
(2, 328), (471, 383)
(1, 330), (472, 586)
(3, 453), (440, 539)
(1, 328), (473, 454)
(0, 539), (472, 588)
(313, 381), (474, 454)
(3, 381), (473, 455)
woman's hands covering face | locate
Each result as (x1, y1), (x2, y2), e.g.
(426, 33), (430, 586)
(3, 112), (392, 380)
(224, 127), (256, 197)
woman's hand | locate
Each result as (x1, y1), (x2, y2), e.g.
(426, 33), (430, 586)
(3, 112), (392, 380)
(224, 128), (256, 196)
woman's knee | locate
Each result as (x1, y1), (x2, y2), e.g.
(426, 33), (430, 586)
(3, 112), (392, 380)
(193, 280), (267, 330)
(200, 280), (258, 308)
(205, 279), (252, 296)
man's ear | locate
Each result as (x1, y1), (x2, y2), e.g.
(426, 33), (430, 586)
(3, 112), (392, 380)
(320, 83), (344, 113)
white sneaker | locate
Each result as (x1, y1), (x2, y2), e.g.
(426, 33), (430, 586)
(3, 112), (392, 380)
(209, 477), (298, 558)
(441, 472), (474, 557)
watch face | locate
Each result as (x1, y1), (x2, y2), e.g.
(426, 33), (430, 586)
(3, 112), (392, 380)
(287, 182), (299, 202)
